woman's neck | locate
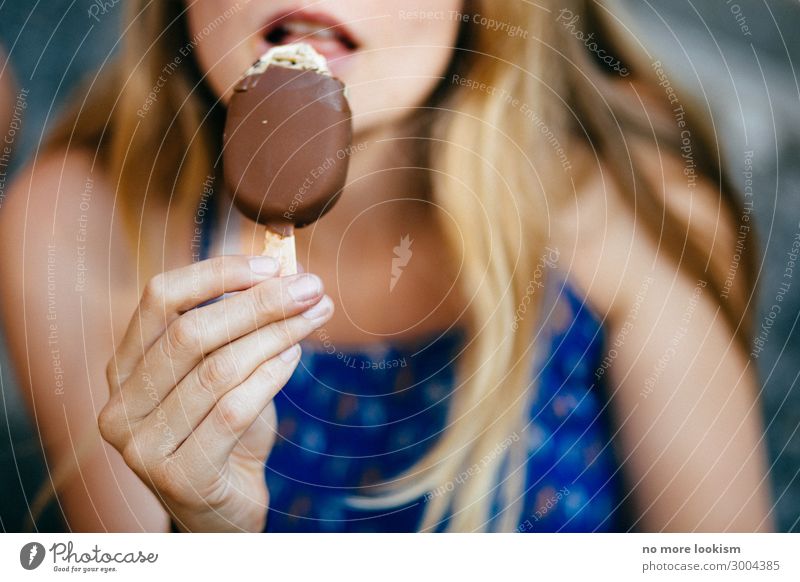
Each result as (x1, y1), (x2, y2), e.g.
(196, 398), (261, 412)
(272, 119), (466, 344)
(307, 120), (431, 236)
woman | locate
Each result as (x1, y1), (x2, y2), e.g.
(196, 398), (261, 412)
(0, 0), (773, 532)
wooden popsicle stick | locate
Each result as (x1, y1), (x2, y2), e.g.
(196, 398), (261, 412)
(262, 226), (297, 276)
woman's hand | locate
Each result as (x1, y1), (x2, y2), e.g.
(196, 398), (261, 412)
(98, 255), (333, 532)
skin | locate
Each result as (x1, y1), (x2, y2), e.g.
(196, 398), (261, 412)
(0, 0), (773, 532)
(188, 0), (462, 134)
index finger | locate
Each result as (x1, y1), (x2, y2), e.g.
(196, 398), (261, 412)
(109, 255), (280, 388)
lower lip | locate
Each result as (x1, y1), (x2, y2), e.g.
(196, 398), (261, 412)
(256, 34), (357, 77)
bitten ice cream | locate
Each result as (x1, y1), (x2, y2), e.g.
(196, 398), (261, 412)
(223, 43), (353, 274)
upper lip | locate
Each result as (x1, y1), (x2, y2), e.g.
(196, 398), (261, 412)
(260, 9), (360, 50)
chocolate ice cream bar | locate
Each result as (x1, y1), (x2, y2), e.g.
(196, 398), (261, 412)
(223, 43), (353, 273)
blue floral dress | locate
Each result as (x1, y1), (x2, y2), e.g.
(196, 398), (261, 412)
(200, 203), (627, 532)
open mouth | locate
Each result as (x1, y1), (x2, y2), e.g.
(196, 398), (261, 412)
(261, 11), (359, 61)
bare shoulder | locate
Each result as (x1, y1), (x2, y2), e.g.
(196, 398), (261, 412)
(2, 148), (114, 237)
(554, 147), (771, 530)
(0, 149), (169, 531)
(0, 147), (137, 397)
(0, 147), (134, 289)
(553, 143), (738, 329)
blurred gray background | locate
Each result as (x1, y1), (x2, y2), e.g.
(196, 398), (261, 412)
(0, 0), (798, 531)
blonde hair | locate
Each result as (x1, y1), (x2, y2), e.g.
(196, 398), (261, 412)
(42, 0), (754, 531)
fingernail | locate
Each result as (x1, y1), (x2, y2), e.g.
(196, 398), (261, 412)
(279, 344), (301, 362)
(249, 256), (280, 276)
(302, 297), (332, 320)
(288, 274), (322, 302)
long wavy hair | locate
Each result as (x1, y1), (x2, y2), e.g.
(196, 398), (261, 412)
(40, 0), (755, 532)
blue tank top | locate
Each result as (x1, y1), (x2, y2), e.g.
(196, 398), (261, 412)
(200, 200), (626, 532)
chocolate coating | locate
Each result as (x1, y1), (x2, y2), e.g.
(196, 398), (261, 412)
(223, 65), (352, 227)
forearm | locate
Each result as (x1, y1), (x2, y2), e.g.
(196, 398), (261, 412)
(50, 438), (171, 532)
